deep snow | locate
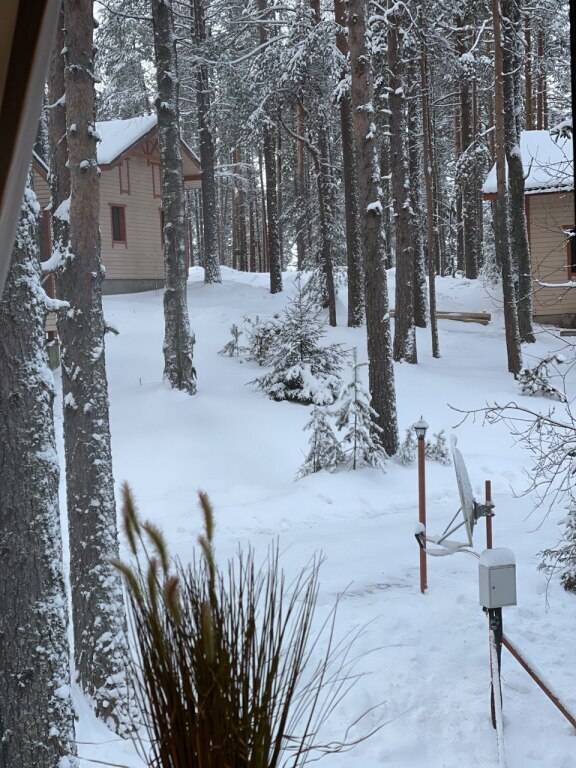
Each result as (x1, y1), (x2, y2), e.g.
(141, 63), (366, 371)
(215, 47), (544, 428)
(60, 267), (576, 768)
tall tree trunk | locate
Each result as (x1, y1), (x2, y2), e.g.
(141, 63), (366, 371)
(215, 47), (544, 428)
(295, 102), (306, 271)
(316, 127), (337, 326)
(348, 0), (399, 456)
(0, 184), (77, 768)
(57, 0), (132, 731)
(407, 59), (428, 329)
(421, 34), (440, 358)
(502, 0), (534, 343)
(524, 14), (533, 130)
(334, 0), (364, 326)
(192, 0), (221, 283)
(388, 6), (417, 364)
(257, 0), (282, 293)
(151, 0), (197, 394)
(492, 0), (523, 374)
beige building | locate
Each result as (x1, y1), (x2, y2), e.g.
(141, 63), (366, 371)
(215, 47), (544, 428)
(33, 114), (201, 294)
(483, 129), (575, 326)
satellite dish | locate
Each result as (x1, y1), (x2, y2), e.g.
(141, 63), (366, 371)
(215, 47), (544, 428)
(425, 436), (490, 553)
(451, 436), (477, 546)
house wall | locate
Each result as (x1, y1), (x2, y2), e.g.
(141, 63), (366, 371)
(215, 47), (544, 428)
(528, 190), (576, 324)
(100, 151), (165, 293)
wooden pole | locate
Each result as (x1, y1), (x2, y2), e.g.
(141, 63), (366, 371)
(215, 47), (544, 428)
(418, 435), (427, 593)
(502, 635), (576, 730)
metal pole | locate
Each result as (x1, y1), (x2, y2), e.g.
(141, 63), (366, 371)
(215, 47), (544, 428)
(489, 607), (504, 729)
(485, 479), (493, 550)
(418, 435), (427, 593)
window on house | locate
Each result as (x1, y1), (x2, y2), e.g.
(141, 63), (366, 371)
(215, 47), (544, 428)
(569, 228), (576, 274)
(119, 159), (130, 194)
(152, 162), (162, 199)
(111, 205), (127, 245)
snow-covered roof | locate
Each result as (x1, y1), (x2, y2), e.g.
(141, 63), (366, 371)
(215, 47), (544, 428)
(32, 150), (49, 178)
(96, 115), (158, 165)
(483, 129), (573, 196)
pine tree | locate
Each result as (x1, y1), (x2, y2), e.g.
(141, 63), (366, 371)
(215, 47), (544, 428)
(0, 182), (77, 767)
(425, 430), (451, 465)
(396, 427), (418, 466)
(219, 323), (244, 357)
(252, 277), (343, 405)
(57, 0), (133, 730)
(334, 350), (387, 470)
(297, 407), (346, 477)
(244, 314), (280, 366)
(95, 0), (153, 120)
(151, 0), (197, 394)
(347, 0), (399, 455)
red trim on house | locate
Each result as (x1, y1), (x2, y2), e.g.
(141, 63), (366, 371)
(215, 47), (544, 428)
(109, 203), (128, 247)
(119, 158), (131, 194)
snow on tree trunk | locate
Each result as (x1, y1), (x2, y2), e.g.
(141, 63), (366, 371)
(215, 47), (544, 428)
(502, 0), (535, 344)
(0, 184), (77, 768)
(192, 0), (222, 284)
(348, 0), (399, 456)
(58, 0), (132, 731)
(492, 0), (522, 375)
(334, 0), (364, 327)
(388, 9), (417, 364)
(316, 127), (337, 327)
(151, 0), (197, 393)
(407, 59), (428, 330)
(257, 0), (283, 294)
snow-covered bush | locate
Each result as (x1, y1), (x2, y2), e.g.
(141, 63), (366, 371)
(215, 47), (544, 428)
(396, 427), (417, 466)
(252, 279), (344, 405)
(218, 323), (245, 357)
(334, 350), (387, 470)
(540, 504), (576, 594)
(425, 430), (451, 465)
(243, 314), (280, 366)
(297, 406), (346, 477)
(517, 355), (567, 401)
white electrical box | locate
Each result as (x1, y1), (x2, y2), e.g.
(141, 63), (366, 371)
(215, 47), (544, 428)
(479, 548), (517, 609)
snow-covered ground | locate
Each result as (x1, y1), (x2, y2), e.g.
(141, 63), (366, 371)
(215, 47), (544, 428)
(61, 267), (576, 767)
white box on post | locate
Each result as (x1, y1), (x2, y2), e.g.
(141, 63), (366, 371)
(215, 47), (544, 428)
(479, 548), (517, 609)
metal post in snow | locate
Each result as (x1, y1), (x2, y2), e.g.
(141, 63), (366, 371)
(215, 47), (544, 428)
(414, 417), (428, 594)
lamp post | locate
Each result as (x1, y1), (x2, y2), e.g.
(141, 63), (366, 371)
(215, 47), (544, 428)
(414, 416), (428, 593)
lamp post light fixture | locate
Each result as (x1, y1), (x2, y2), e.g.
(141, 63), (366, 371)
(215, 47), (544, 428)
(414, 416), (428, 593)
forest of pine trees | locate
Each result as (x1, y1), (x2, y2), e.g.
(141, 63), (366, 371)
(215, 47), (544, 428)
(0, 0), (574, 763)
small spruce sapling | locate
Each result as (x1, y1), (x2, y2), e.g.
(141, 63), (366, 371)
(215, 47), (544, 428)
(244, 314), (280, 366)
(219, 323), (244, 357)
(396, 427), (417, 466)
(334, 349), (387, 470)
(425, 430), (451, 465)
(517, 355), (567, 401)
(540, 503), (576, 594)
(297, 407), (346, 477)
(252, 277), (343, 405)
